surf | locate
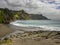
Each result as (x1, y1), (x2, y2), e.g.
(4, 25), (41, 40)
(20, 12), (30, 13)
(9, 20), (60, 31)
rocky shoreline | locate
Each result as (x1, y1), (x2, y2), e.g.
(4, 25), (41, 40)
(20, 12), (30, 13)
(0, 24), (60, 45)
(1, 31), (60, 45)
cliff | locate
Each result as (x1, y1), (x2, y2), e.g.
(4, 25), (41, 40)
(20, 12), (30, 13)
(0, 8), (49, 24)
(29, 14), (48, 20)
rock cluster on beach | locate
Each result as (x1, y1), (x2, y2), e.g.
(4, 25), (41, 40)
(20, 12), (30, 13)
(0, 30), (60, 45)
(0, 24), (60, 45)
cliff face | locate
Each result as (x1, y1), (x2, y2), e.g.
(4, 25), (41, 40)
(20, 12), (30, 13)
(0, 8), (49, 24)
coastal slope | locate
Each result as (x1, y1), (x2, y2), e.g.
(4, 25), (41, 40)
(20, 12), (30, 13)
(0, 8), (49, 23)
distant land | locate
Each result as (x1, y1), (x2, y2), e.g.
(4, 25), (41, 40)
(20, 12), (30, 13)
(0, 8), (49, 24)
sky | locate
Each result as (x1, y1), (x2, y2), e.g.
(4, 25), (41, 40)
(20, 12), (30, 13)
(0, 0), (60, 20)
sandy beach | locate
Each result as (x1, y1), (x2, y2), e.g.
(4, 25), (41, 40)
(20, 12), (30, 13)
(0, 24), (60, 45)
(0, 24), (14, 39)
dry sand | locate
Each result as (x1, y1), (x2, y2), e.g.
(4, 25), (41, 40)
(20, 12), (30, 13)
(11, 31), (60, 45)
(0, 24), (14, 39)
(11, 38), (60, 45)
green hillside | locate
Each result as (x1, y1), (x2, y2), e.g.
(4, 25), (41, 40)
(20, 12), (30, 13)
(0, 8), (49, 24)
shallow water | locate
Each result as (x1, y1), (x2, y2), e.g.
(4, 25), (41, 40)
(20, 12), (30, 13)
(10, 20), (60, 31)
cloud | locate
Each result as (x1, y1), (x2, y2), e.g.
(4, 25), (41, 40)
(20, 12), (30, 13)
(1, 0), (59, 10)
(0, 0), (60, 19)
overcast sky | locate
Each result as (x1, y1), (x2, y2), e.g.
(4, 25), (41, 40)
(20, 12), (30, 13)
(0, 0), (60, 20)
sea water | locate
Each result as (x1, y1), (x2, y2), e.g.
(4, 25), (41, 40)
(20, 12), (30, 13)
(10, 20), (60, 31)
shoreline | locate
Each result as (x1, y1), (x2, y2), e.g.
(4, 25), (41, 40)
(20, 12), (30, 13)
(0, 24), (60, 45)
(10, 23), (60, 31)
(0, 24), (60, 39)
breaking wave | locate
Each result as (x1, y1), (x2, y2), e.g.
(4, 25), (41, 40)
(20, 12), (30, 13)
(10, 20), (60, 31)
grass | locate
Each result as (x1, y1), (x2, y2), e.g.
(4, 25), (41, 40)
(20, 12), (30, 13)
(0, 38), (12, 45)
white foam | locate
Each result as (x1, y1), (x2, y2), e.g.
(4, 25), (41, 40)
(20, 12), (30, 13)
(10, 21), (60, 31)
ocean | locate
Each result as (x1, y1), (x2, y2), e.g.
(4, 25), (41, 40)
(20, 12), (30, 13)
(10, 20), (60, 31)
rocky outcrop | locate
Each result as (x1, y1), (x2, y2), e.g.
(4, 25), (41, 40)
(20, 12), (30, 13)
(29, 14), (49, 20)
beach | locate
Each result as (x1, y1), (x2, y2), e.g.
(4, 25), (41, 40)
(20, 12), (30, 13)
(0, 24), (14, 39)
(0, 24), (60, 45)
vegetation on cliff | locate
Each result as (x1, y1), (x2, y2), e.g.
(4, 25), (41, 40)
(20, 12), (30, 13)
(0, 8), (49, 24)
